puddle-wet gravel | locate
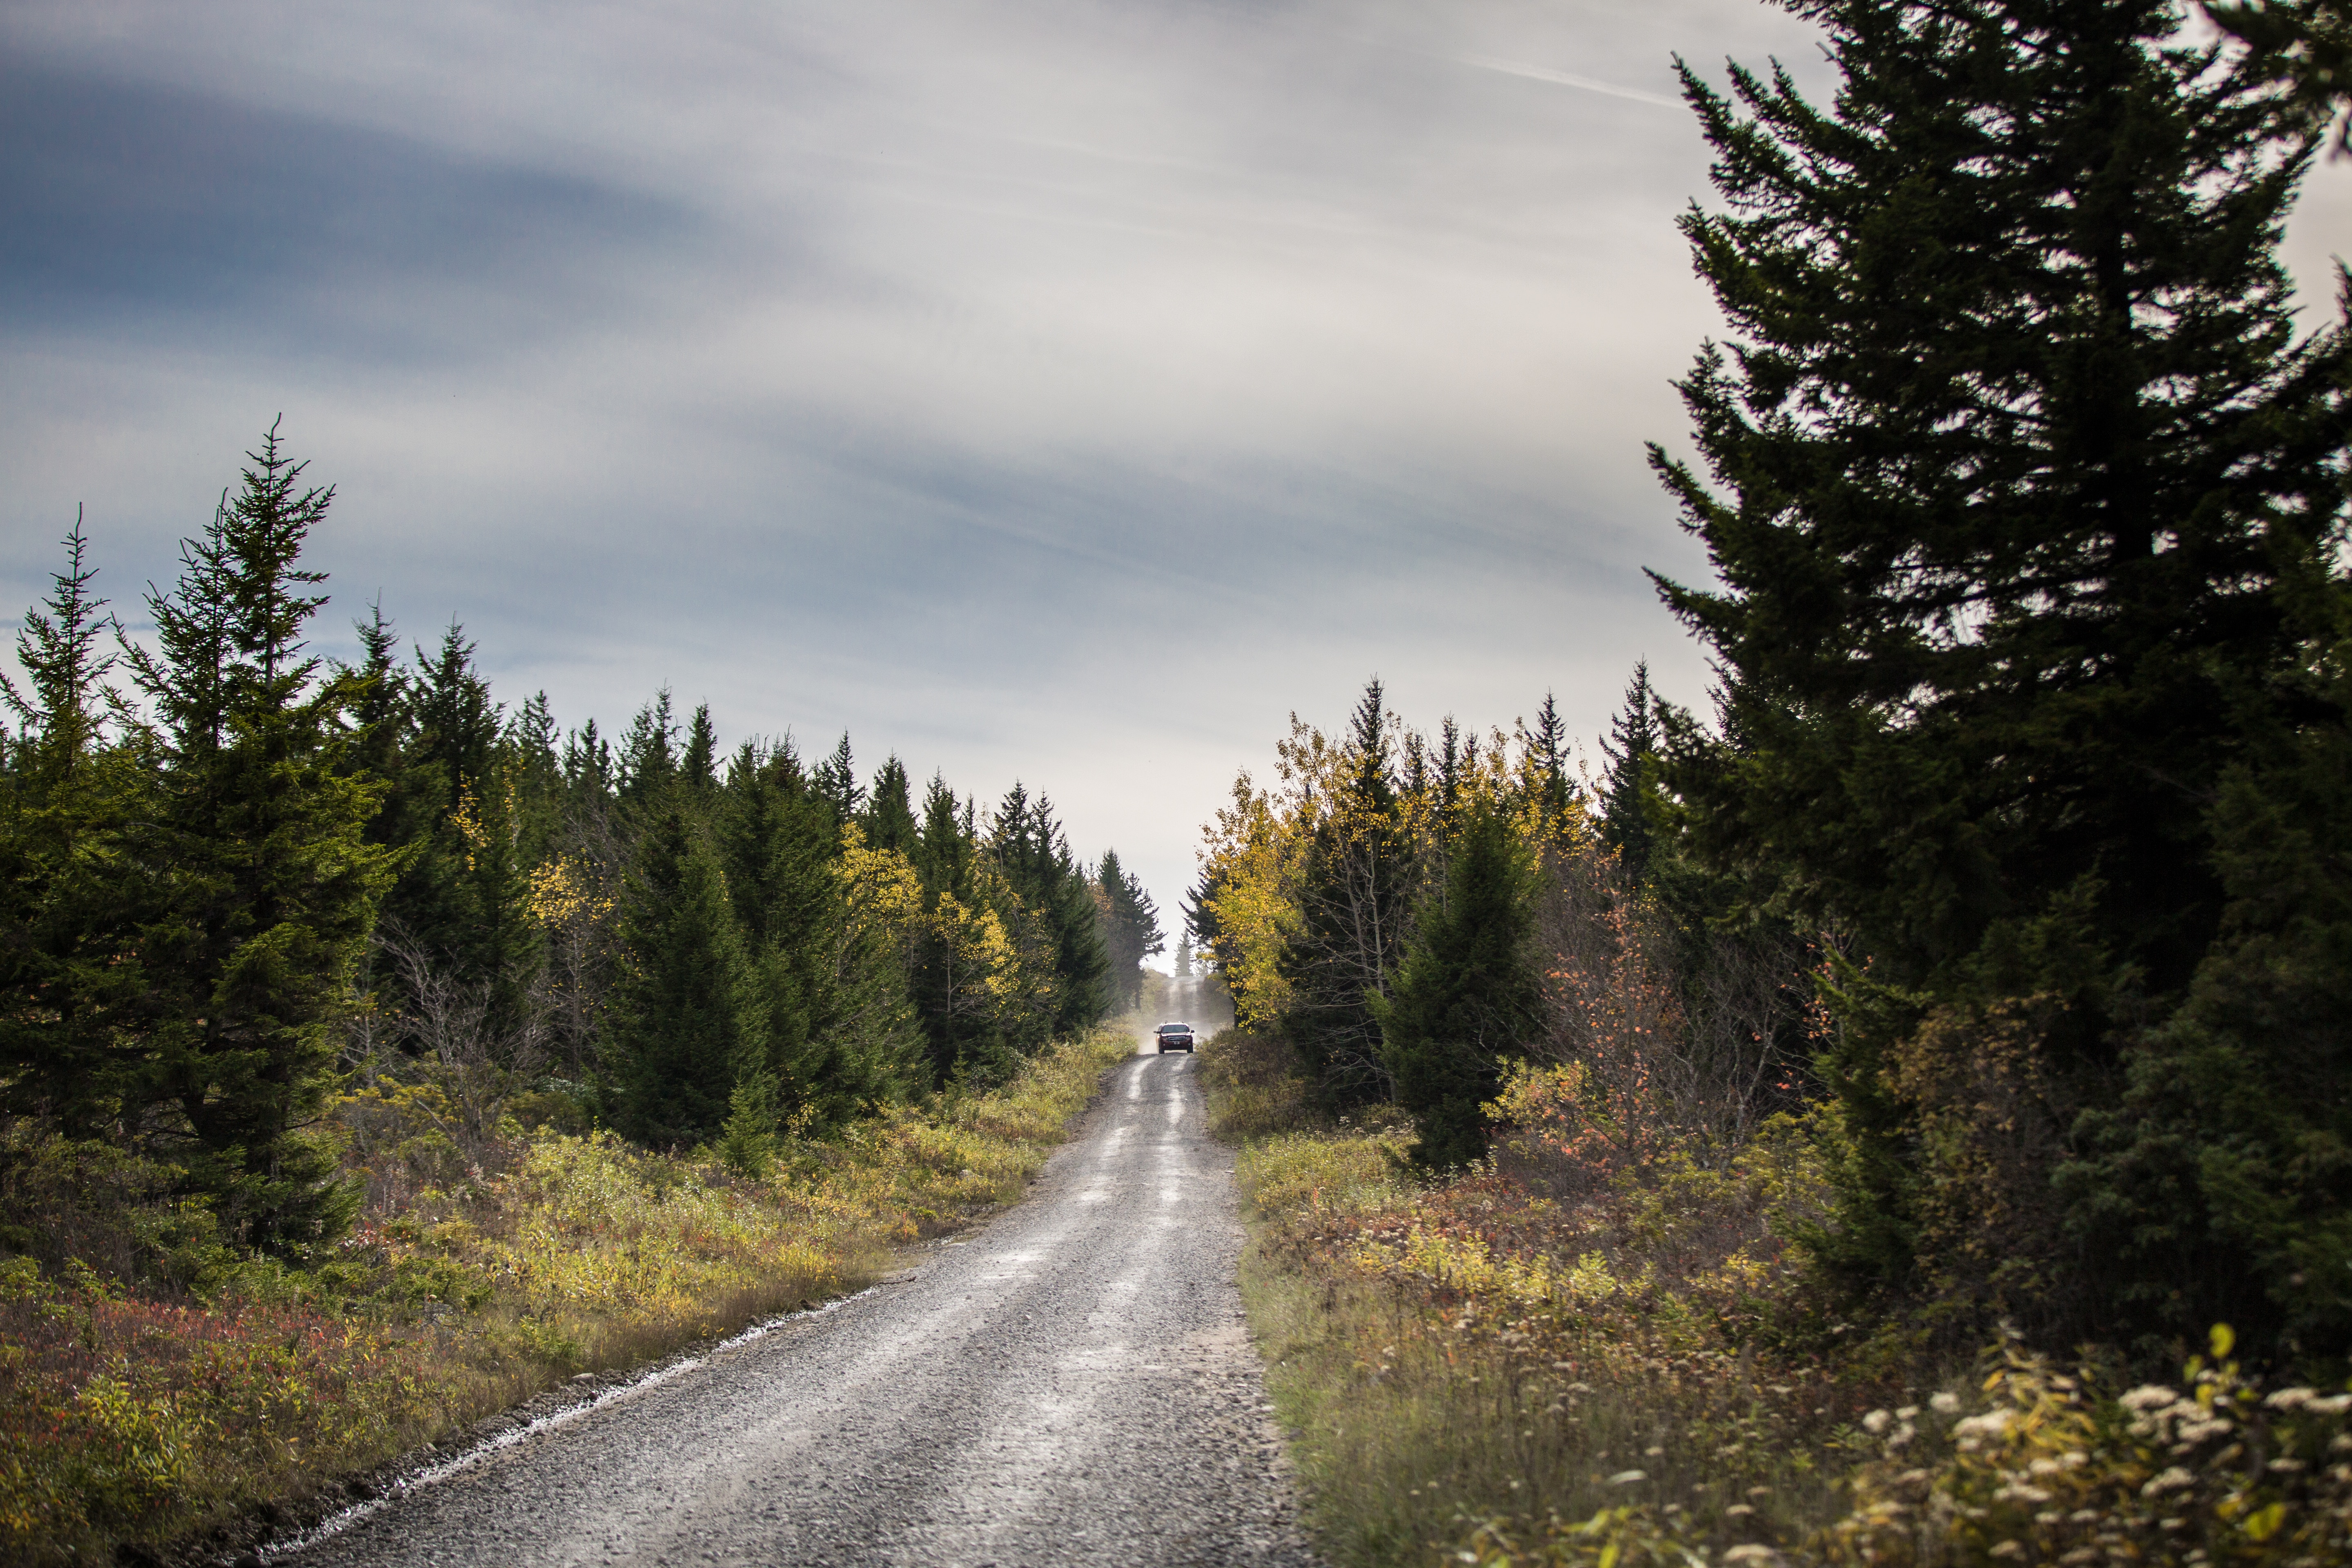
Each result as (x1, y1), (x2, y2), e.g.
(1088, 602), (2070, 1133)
(287, 1047), (1320, 1567)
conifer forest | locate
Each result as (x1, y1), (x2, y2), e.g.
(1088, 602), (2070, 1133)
(8, 0), (2352, 1563)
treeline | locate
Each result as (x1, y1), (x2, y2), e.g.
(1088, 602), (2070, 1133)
(1193, 677), (1804, 1168)
(0, 425), (1161, 1254)
(1200, 0), (2352, 1379)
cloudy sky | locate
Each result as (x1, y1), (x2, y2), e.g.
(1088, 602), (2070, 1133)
(4, 0), (2347, 933)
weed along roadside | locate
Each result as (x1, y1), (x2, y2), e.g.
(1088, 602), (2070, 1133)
(0, 1027), (1134, 1565)
(1203, 1027), (2352, 1568)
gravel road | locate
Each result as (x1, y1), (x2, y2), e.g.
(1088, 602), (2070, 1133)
(284, 1036), (1318, 1567)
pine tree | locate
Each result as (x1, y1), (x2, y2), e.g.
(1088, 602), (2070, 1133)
(679, 702), (717, 796)
(346, 602), (412, 836)
(914, 773), (972, 898)
(2208, 0), (2352, 147)
(563, 717), (615, 810)
(812, 733), (863, 824)
(0, 517), (140, 1136)
(619, 690), (677, 805)
(717, 742), (923, 1122)
(1281, 679), (1412, 1108)
(992, 785), (1112, 1037)
(601, 808), (762, 1145)
(1373, 802), (1542, 1171)
(411, 622), (499, 817)
(378, 622), (534, 1050)
(1095, 849), (1165, 1009)
(864, 755), (918, 853)
(1598, 662), (1657, 880)
(1650, 0), (2352, 1348)
(120, 424), (392, 1250)
(1523, 691), (1574, 840)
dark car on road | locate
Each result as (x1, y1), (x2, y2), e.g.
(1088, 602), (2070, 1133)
(1154, 1022), (1196, 1054)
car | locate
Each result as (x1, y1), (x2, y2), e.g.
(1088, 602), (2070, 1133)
(1153, 1022), (1196, 1054)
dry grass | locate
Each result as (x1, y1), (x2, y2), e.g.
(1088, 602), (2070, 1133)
(0, 1026), (1133, 1563)
(1210, 1030), (2352, 1567)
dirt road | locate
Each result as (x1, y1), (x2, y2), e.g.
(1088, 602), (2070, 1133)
(284, 1036), (1317, 1567)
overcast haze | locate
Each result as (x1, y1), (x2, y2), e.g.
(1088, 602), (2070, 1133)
(5, 0), (2347, 940)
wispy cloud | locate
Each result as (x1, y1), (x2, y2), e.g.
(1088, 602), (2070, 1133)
(1456, 55), (1683, 110)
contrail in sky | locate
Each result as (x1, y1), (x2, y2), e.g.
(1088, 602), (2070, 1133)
(1459, 56), (1682, 109)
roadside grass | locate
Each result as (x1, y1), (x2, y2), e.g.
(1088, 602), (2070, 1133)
(1206, 1031), (2352, 1567)
(0, 1025), (1133, 1564)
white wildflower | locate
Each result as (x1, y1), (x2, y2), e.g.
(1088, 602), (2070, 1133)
(2120, 1385), (2179, 1412)
(1930, 1392), (1962, 1414)
(2142, 1467), (2195, 1497)
(1863, 1409), (1893, 1435)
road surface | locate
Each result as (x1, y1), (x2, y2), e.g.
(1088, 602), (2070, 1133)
(283, 1033), (1316, 1567)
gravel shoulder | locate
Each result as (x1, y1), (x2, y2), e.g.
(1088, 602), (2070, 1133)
(283, 1042), (1319, 1567)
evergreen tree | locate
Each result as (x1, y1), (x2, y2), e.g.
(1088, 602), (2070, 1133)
(992, 784), (1112, 1036)
(2057, 583), (2352, 1359)
(379, 622), (533, 1048)
(0, 518), (140, 1136)
(1650, 0), (2352, 1351)
(906, 774), (995, 1082)
(1598, 662), (1658, 880)
(1523, 690), (1575, 839)
(1094, 849), (1165, 1009)
(346, 602), (414, 842)
(812, 732), (863, 824)
(411, 622), (499, 817)
(1281, 679), (1412, 1108)
(564, 717), (615, 810)
(914, 773), (973, 897)
(679, 702), (717, 796)
(864, 755), (918, 853)
(1174, 930), (1194, 978)
(1183, 868), (1226, 990)
(717, 741), (923, 1122)
(120, 424), (391, 1250)
(619, 690), (677, 805)
(505, 690), (566, 868)
(1374, 802), (1542, 1171)
(1436, 715), (1466, 827)
(601, 808), (762, 1145)
(2208, 0), (2352, 147)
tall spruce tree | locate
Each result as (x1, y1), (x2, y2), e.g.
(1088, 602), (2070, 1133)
(1373, 802), (1542, 1171)
(991, 785), (1112, 1037)
(601, 807), (762, 1145)
(679, 702), (718, 796)
(1095, 849), (1164, 1010)
(1598, 662), (1658, 881)
(619, 690), (677, 806)
(381, 623), (534, 1051)
(1652, 0), (2352, 1351)
(0, 519), (139, 1136)
(864, 755), (918, 853)
(812, 733), (863, 824)
(121, 425), (391, 1250)
(1523, 691), (1575, 842)
(1281, 679), (1412, 1108)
